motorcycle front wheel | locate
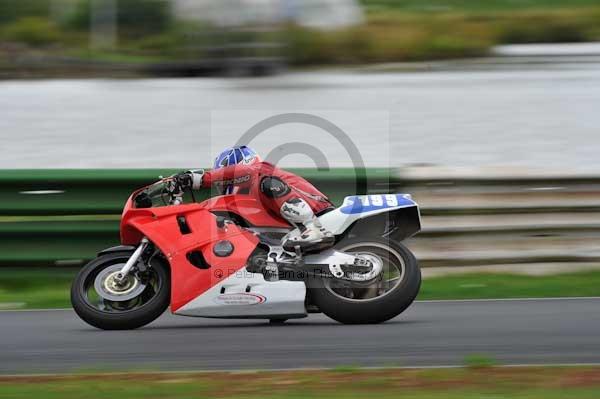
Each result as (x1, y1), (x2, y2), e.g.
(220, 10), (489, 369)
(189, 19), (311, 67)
(309, 237), (421, 324)
(71, 252), (170, 330)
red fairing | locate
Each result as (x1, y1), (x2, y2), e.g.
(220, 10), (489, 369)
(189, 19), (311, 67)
(199, 195), (290, 228)
(120, 200), (259, 312)
(120, 191), (148, 245)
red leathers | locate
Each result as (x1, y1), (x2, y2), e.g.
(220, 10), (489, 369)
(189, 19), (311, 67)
(202, 161), (333, 219)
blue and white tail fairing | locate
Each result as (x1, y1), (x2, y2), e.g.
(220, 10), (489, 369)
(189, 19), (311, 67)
(319, 194), (420, 235)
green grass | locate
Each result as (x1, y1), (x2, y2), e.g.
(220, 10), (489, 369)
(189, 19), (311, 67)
(2, 268), (600, 310)
(0, 268), (75, 309)
(419, 271), (600, 300)
(463, 354), (497, 368)
(2, 366), (600, 398)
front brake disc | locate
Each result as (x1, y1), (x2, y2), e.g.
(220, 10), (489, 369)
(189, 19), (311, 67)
(94, 264), (147, 302)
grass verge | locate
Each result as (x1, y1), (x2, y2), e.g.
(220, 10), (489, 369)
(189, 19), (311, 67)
(2, 366), (600, 398)
(2, 268), (600, 310)
(419, 271), (600, 300)
(0, 268), (74, 309)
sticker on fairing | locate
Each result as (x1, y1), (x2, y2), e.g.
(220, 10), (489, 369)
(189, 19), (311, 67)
(213, 293), (266, 305)
(339, 194), (415, 215)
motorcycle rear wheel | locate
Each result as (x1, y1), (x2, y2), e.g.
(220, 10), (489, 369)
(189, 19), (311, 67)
(71, 252), (170, 330)
(309, 237), (421, 324)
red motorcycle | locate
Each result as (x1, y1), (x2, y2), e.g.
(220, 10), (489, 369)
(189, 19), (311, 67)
(71, 175), (422, 330)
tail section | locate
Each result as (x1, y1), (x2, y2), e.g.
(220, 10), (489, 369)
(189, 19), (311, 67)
(319, 194), (420, 236)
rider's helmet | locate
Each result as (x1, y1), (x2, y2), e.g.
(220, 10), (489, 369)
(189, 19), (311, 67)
(213, 145), (261, 169)
(213, 146), (261, 194)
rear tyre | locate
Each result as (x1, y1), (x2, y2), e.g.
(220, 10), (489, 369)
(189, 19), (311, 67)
(309, 237), (420, 324)
(71, 252), (170, 330)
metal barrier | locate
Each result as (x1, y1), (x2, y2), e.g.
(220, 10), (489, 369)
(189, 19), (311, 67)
(3, 168), (600, 270)
(0, 168), (394, 266)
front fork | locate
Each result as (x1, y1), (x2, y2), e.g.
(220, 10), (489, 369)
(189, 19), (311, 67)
(115, 237), (149, 284)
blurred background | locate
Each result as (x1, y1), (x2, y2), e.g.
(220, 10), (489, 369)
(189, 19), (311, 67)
(1, 0), (600, 169)
(1, 0), (600, 309)
(3, 2), (600, 392)
(1, 0), (600, 76)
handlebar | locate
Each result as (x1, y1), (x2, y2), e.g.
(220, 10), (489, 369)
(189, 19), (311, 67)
(134, 173), (196, 208)
(164, 172), (196, 205)
(163, 178), (183, 205)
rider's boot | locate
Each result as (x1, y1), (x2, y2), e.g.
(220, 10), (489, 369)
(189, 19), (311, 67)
(280, 198), (334, 253)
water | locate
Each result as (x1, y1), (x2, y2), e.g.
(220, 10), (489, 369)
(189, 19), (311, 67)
(1, 61), (599, 171)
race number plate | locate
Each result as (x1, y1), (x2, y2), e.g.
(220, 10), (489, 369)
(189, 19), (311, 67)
(339, 194), (415, 214)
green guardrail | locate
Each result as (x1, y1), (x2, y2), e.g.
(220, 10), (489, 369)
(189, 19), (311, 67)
(0, 168), (397, 266)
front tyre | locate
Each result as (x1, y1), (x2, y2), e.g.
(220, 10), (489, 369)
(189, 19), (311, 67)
(309, 238), (421, 324)
(71, 252), (170, 330)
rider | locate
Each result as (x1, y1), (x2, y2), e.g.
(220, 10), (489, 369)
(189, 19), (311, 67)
(176, 145), (335, 252)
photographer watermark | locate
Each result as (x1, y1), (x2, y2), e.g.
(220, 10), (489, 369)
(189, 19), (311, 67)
(206, 110), (393, 288)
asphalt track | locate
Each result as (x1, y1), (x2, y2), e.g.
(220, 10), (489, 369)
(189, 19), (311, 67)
(2, 298), (600, 374)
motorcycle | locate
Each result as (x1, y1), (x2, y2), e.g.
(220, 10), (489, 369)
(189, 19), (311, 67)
(71, 175), (422, 330)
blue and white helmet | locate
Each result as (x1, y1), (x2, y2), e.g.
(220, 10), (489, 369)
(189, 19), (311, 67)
(213, 146), (261, 194)
(213, 145), (261, 170)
